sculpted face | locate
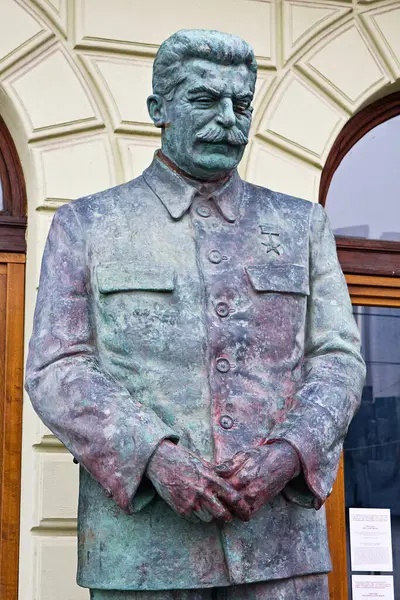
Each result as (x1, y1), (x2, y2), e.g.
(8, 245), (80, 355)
(148, 59), (255, 181)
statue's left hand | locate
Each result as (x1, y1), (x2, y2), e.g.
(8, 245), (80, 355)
(215, 442), (301, 518)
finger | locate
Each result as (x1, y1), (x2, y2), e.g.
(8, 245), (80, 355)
(224, 473), (246, 491)
(215, 452), (248, 478)
(214, 481), (252, 522)
(201, 492), (232, 523)
(177, 505), (203, 524)
(183, 512), (203, 524)
(192, 504), (214, 523)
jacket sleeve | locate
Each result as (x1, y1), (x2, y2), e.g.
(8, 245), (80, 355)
(25, 202), (178, 514)
(268, 202), (366, 509)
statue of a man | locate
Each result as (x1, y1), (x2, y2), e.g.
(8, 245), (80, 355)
(26, 29), (365, 599)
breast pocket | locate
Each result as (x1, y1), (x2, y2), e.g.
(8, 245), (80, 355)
(96, 263), (175, 294)
(95, 262), (176, 332)
(245, 263), (309, 296)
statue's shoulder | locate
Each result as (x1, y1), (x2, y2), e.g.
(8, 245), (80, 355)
(58, 176), (146, 223)
(244, 180), (314, 217)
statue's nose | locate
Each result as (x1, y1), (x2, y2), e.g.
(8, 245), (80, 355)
(215, 98), (236, 129)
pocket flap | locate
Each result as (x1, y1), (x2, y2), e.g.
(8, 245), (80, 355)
(245, 264), (309, 295)
(96, 263), (175, 293)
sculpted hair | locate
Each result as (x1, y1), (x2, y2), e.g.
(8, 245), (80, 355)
(153, 29), (257, 99)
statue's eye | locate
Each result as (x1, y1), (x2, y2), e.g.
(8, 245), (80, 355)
(234, 102), (251, 115)
(193, 97), (215, 108)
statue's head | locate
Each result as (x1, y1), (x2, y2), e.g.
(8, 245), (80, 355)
(148, 29), (257, 181)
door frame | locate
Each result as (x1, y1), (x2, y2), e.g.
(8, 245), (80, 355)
(325, 286), (400, 600)
(0, 253), (25, 600)
(321, 91), (400, 599)
(0, 115), (27, 600)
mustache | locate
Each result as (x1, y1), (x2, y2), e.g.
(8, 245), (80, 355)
(196, 125), (248, 146)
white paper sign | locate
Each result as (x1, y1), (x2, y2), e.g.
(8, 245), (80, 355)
(349, 508), (393, 572)
(352, 575), (394, 600)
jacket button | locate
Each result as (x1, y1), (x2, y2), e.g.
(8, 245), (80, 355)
(216, 357), (230, 373)
(196, 205), (211, 218)
(208, 250), (222, 264)
(215, 302), (229, 317)
(104, 489), (112, 499)
(220, 415), (234, 430)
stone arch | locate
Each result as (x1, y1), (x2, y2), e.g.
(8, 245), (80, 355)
(245, 0), (400, 202)
(0, 1), (399, 599)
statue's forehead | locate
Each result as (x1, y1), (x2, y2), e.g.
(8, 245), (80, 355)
(182, 58), (254, 95)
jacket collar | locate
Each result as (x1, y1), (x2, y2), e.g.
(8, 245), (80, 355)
(142, 151), (244, 223)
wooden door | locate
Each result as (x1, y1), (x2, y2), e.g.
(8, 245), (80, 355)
(326, 457), (347, 599)
(325, 276), (400, 599)
(0, 253), (25, 600)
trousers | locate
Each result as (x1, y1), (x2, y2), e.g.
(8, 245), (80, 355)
(90, 574), (329, 599)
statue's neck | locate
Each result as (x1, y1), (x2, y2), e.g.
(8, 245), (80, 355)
(156, 150), (232, 193)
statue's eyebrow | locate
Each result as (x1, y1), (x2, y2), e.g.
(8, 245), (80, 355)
(233, 92), (253, 101)
(187, 84), (223, 97)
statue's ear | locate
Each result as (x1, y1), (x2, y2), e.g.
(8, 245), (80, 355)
(147, 94), (168, 128)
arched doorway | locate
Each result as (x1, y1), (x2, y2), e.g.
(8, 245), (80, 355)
(0, 115), (26, 600)
(322, 92), (400, 599)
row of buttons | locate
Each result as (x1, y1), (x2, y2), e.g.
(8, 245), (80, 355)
(208, 251), (230, 318)
(197, 205), (234, 431)
(216, 358), (234, 429)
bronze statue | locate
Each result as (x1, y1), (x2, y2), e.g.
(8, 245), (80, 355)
(26, 29), (365, 599)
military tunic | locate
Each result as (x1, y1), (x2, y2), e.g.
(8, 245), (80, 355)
(25, 154), (365, 591)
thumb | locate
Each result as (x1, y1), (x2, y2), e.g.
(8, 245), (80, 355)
(215, 453), (247, 478)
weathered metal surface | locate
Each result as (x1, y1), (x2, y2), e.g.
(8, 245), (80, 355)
(90, 572), (329, 598)
(25, 28), (365, 595)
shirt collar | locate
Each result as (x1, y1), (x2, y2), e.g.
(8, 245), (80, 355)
(142, 151), (244, 223)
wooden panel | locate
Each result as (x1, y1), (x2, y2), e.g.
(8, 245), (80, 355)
(348, 286), (400, 298)
(346, 274), (400, 287)
(0, 274), (6, 589)
(326, 456), (347, 600)
(0, 254), (25, 264)
(350, 296), (400, 308)
(338, 247), (400, 277)
(0, 260), (25, 600)
(0, 218), (27, 253)
(346, 273), (400, 307)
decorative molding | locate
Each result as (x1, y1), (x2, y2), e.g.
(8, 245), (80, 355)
(296, 20), (390, 110)
(256, 71), (346, 165)
(29, 0), (68, 37)
(0, 0), (54, 76)
(360, 3), (400, 78)
(73, 0), (277, 67)
(117, 135), (160, 182)
(2, 41), (104, 141)
(283, 0), (352, 63)
(246, 139), (322, 202)
(33, 451), (78, 529)
(32, 536), (87, 600)
(82, 53), (156, 135)
(31, 132), (116, 208)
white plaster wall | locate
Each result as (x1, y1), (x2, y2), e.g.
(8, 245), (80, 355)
(0, 0), (399, 598)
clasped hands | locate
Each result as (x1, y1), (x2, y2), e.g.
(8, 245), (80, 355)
(146, 439), (300, 524)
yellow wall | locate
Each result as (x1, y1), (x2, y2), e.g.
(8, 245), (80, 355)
(0, 0), (399, 598)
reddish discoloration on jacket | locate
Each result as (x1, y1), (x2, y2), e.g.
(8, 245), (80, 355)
(25, 156), (365, 591)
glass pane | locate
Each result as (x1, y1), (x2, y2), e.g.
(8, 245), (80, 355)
(326, 115), (400, 241)
(0, 175), (3, 211)
(345, 306), (400, 597)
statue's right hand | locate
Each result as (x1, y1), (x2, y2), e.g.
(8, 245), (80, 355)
(146, 441), (251, 523)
